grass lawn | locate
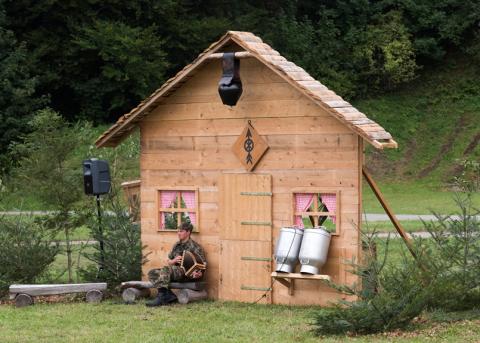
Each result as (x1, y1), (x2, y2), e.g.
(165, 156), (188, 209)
(363, 220), (426, 233)
(362, 180), (480, 214)
(0, 301), (478, 343)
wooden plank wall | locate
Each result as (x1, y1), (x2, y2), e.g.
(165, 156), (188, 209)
(140, 58), (361, 306)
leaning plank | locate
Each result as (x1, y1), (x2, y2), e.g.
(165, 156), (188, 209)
(173, 289), (208, 304)
(9, 283), (107, 297)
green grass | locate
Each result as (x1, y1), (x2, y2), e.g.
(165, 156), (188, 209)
(355, 55), (480, 182)
(364, 220), (426, 233)
(362, 180), (480, 214)
(0, 301), (478, 342)
(41, 245), (96, 284)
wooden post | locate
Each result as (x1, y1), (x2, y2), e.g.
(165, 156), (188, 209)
(362, 168), (418, 260)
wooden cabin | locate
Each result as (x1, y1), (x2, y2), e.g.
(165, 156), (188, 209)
(97, 31), (397, 306)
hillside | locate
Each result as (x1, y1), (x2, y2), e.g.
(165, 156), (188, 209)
(354, 55), (479, 187)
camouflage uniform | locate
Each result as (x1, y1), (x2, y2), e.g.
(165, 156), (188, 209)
(148, 238), (206, 288)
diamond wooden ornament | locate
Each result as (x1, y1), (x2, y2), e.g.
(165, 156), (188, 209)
(232, 121), (269, 171)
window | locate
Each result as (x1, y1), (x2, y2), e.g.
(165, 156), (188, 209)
(158, 188), (199, 231)
(293, 191), (340, 234)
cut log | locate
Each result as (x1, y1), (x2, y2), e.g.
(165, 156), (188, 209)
(173, 289), (208, 304)
(9, 283), (107, 297)
(122, 288), (151, 304)
(85, 290), (103, 303)
(120, 280), (207, 291)
(170, 282), (207, 291)
(120, 281), (154, 290)
(15, 294), (34, 308)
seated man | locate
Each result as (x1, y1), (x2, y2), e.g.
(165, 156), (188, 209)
(146, 222), (206, 307)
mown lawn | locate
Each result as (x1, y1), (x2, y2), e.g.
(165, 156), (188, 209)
(362, 181), (480, 215)
(0, 301), (478, 343)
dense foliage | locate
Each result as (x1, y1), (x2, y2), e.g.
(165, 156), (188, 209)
(1, 1), (478, 126)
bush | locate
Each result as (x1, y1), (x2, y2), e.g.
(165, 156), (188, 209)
(0, 214), (59, 296)
(80, 188), (148, 290)
(314, 188), (480, 335)
(314, 232), (428, 335)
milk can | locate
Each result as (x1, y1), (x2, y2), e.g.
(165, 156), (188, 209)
(298, 226), (331, 274)
(274, 227), (304, 273)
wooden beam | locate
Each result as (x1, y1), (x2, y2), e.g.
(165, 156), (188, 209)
(362, 168), (417, 259)
(206, 51), (252, 60)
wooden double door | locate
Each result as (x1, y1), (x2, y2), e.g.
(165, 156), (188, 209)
(219, 173), (273, 303)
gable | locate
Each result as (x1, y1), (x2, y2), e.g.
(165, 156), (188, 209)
(95, 31), (397, 149)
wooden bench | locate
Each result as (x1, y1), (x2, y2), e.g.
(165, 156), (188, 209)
(120, 281), (207, 304)
(9, 283), (107, 307)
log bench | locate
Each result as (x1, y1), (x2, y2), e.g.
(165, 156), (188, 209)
(120, 281), (207, 304)
(9, 283), (107, 307)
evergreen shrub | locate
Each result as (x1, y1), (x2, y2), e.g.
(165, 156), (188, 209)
(314, 232), (428, 335)
(0, 214), (59, 296)
(80, 188), (149, 290)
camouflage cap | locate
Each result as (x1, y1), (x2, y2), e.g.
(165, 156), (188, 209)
(179, 222), (193, 232)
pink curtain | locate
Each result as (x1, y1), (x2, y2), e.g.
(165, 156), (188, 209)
(321, 194), (336, 223)
(160, 191), (177, 228)
(181, 191), (196, 225)
(294, 193), (314, 228)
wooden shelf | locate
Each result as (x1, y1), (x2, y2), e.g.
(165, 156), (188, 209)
(271, 272), (330, 296)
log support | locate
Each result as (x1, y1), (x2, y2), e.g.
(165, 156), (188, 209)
(15, 294), (34, 308)
(122, 288), (151, 304)
(172, 289), (208, 304)
(120, 280), (208, 304)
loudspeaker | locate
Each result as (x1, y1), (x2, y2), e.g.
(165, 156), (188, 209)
(83, 159), (111, 195)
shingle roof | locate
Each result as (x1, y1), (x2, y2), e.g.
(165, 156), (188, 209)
(96, 31), (397, 149)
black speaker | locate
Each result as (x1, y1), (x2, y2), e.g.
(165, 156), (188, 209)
(83, 159), (111, 195)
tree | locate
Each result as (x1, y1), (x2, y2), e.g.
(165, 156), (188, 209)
(69, 20), (169, 122)
(10, 109), (88, 282)
(0, 6), (44, 172)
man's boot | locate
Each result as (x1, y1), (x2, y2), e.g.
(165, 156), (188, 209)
(163, 288), (178, 304)
(145, 288), (168, 307)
